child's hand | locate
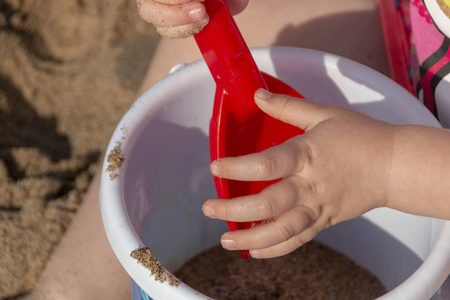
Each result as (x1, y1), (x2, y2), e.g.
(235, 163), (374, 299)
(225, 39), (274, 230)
(137, 0), (249, 38)
(202, 89), (396, 259)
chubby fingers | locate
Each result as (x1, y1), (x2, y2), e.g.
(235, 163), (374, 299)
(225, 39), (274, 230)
(202, 175), (323, 258)
(255, 89), (333, 131)
(203, 175), (306, 221)
(220, 205), (321, 259)
(137, 0), (209, 38)
(248, 224), (323, 259)
(211, 137), (308, 181)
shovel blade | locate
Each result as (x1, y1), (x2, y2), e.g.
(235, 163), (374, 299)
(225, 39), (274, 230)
(210, 72), (305, 259)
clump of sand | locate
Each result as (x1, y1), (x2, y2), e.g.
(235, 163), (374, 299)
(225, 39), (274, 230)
(0, 0), (159, 298)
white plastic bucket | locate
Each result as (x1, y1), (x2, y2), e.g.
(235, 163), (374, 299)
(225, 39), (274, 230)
(100, 47), (450, 300)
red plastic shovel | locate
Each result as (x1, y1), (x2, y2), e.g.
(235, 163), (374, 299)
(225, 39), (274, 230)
(194, 0), (305, 259)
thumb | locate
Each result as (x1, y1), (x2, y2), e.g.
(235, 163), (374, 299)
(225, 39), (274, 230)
(226, 0), (249, 15)
(254, 89), (330, 131)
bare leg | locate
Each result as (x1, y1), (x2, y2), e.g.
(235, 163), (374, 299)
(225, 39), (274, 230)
(21, 171), (131, 300)
(22, 1), (388, 299)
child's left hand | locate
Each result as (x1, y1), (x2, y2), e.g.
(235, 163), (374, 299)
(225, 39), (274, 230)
(202, 89), (395, 259)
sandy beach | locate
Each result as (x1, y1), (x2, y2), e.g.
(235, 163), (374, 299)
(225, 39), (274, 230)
(0, 1), (159, 298)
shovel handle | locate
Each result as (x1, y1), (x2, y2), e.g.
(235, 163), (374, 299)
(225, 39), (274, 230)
(194, 0), (266, 121)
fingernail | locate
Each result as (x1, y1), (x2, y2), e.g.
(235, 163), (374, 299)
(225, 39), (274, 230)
(255, 88), (272, 100)
(202, 203), (215, 218)
(188, 5), (206, 21)
(197, 15), (209, 27)
(250, 250), (262, 259)
(221, 237), (236, 250)
(210, 160), (220, 176)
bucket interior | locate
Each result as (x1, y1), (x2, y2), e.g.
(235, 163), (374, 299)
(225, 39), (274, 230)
(105, 48), (445, 299)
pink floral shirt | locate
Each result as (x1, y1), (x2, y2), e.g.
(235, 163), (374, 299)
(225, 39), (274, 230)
(379, 0), (450, 128)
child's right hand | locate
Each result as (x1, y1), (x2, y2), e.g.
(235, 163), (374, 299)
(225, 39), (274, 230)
(137, 0), (249, 38)
(202, 89), (450, 259)
(202, 89), (396, 258)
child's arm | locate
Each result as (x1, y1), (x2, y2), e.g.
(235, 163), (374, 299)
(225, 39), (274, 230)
(202, 89), (450, 259)
(137, 0), (249, 38)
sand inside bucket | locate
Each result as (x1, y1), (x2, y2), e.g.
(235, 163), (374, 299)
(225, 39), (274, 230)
(175, 240), (387, 299)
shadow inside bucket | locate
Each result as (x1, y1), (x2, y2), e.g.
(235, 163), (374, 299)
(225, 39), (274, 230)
(123, 117), (227, 272)
(316, 216), (424, 293)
